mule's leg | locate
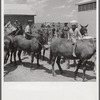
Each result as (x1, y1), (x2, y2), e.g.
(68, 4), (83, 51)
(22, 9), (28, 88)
(31, 52), (35, 69)
(49, 50), (52, 64)
(10, 50), (13, 63)
(4, 51), (9, 64)
(18, 50), (22, 63)
(39, 51), (42, 60)
(14, 51), (17, 65)
(74, 59), (82, 80)
(73, 60), (76, 67)
(67, 60), (70, 69)
(82, 60), (87, 82)
(37, 52), (40, 67)
(6, 51), (10, 63)
(56, 56), (63, 74)
(42, 49), (45, 60)
(52, 56), (56, 76)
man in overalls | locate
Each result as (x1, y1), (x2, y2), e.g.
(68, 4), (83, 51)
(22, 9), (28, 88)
(69, 21), (82, 57)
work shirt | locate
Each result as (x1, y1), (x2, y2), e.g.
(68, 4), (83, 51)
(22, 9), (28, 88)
(69, 28), (82, 43)
(25, 25), (32, 34)
(25, 25), (33, 39)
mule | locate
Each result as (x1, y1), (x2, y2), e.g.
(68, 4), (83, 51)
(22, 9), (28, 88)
(49, 37), (96, 81)
(4, 33), (15, 64)
(4, 26), (24, 64)
(66, 24), (89, 68)
(12, 33), (45, 67)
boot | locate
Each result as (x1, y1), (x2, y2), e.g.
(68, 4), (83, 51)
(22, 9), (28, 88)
(72, 43), (76, 57)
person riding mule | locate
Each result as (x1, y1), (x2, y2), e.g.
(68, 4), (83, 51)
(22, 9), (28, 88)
(11, 32), (46, 67)
(25, 20), (33, 39)
(69, 20), (82, 57)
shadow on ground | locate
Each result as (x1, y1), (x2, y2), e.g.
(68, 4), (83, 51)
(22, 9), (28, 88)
(4, 63), (18, 76)
(55, 69), (96, 81)
(20, 62), (52, 74)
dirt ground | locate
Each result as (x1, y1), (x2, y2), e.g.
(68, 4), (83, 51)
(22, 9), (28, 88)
(4, 49), (96, 82)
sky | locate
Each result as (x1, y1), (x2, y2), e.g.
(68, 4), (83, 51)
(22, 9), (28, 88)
(4, 0), (83, 23)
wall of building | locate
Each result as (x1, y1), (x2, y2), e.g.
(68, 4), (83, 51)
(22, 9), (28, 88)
(4, 15), (35, 29)
(78, 10), (96, 37)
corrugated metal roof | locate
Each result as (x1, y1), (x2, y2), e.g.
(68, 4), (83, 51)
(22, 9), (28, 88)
(4, 4), (35, 15)
(76, 0), (96, 5)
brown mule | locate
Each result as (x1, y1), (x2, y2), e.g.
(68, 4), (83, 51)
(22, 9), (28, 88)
(49, 37), (96, 81)
(12, 34), (45, 67)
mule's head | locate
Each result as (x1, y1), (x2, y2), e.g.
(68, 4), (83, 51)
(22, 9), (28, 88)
(80, 24), (88, 36)
(36, 30), (46, 45)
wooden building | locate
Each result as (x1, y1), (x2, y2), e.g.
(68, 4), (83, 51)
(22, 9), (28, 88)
(76, 0), (96, 37)
(4, 4), (36, 28)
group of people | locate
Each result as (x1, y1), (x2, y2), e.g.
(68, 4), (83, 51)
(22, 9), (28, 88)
(6, 19), (85, 57)
(39, 21), (83, 57)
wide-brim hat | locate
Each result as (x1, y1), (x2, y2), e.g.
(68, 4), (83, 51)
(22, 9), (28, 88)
(64, 22), (68, 25)
(70, 20), (78, 25)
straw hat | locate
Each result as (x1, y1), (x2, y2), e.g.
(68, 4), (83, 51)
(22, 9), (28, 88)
(70, 20), (78, 25)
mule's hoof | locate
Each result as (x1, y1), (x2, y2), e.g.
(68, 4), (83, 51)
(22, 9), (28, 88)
(82, 78), (86, 82)
(20, 61), (23, 65)
(14, 62), (17, 65)
(48, 61), (52, 64)
(82, 79), (85, 82)
(37, 64), (41, 68)
(30, 68), (33, 71)
(42, 58), (45, 61)
(10, 61), (13, 64)
(52, 73), (56, 76)
(74, 74), (77, 80)
(74, 77), (77, 80)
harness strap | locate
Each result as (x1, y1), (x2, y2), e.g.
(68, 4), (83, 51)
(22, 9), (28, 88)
(36, 39), (45, 49)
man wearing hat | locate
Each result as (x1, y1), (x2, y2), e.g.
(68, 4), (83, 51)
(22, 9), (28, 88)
(13, 20), (19, 28)
(25, 20), (33, 39)
(62, 22), (69, 39)
(69, 20), (82, 57)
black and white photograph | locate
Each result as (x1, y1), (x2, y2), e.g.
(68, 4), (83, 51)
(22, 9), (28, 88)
(4, 0), (97, 82)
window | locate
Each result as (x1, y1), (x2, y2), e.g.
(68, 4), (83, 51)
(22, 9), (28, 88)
(88, 3), (93, 10)
(78, 2), (96, 12)
(93, 2), (96, 9)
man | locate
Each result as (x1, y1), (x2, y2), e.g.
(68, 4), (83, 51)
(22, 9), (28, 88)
(56, 22), (62, 38)
(13, 20), (19, 29)
(62, 22), (69, 39)
(69, 21), (82, 57)
(25, 20), (33, 39)
(15, 23), (24, 36)
(52, 23), (56, 38)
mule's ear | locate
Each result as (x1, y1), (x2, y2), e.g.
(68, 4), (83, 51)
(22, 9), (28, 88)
(85, 24), (88, 28)
(80, 24), (83, 27)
